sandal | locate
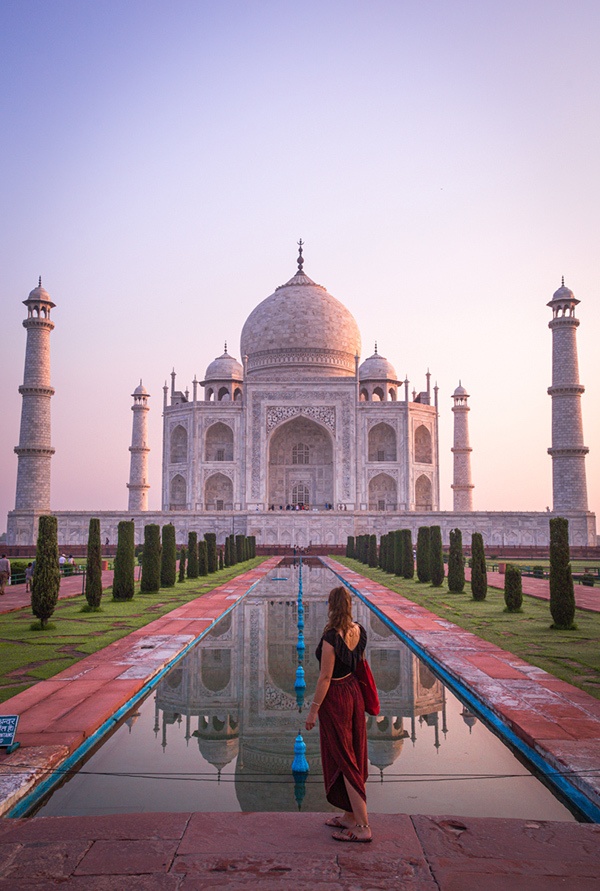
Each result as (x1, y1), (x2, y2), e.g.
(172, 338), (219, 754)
(325, 816), (355, 828)
(332, 825), (372, 844)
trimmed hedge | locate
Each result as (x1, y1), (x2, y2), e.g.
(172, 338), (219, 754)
(204, 532), (217, 574)
(178, 545), (187, 582)
(471, 532), (487, 601)
(85, 517), (103, 609)
(549, 517), (576, 629)
(141, 524), (161, 593)
(402, 529), (414, 579)
(447, 528), (465, 593)
(113, 520), (135, 601)
(416, 527), (431, 583)
(160, 524), (177, 588)
(429, 526), (444, 587)
(31, 515), (61, 627)
(504, 564), (523, 612)
(187, 532), (198, 578)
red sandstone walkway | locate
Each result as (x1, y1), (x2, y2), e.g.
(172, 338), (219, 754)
(0, 571), (115, 615)
(1, 557), (600, 888)
(465, 567), (600, 612)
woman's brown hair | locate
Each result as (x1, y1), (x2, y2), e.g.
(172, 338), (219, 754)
(324, 586), (353, 635)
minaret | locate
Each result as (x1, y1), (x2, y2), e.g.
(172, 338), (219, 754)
(451, 382), (474, 511)
(14, 278), (56, 511)
(547, 279), (588, 511)
(127, 381), (150, 510)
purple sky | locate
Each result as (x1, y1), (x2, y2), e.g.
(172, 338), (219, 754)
(2, 1), (600, 530)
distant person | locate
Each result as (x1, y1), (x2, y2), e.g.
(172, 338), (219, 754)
(25, 562), (34, 593)
(0, 554), (11, 595)
(59, 554), (66, 566)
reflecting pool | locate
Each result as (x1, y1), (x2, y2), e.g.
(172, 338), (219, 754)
(35, 561), (576, 820)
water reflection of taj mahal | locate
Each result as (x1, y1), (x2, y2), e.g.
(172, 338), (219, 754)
(153, 566), (477, 811)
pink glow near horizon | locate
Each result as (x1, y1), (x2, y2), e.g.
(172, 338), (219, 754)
(1, 1), (600, 530)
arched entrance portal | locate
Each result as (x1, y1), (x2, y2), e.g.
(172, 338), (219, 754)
(267, 416), (334, 508)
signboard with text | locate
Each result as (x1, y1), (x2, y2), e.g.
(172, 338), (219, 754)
(0, 715), (19, 748)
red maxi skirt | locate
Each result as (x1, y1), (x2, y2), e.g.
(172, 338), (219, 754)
(318, 673), (368, 811)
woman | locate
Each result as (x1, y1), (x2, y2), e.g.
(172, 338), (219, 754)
(305, 585), (371, 843)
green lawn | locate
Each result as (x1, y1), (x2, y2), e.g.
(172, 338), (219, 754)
(0, 559), (266, 704)
(335, 557), (600, 701)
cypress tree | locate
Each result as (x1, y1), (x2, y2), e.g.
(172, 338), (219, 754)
(430, 526), (444, 586)
(471, 532), (487, 601)
(416, 527), (431, 583)
(187, 532), (198, 578)
(218, 548), (224, 569)
(249, 535), (256, 558)
(447, 528), (465, 593)
(504, 564), (523, 612)
(141, 524), (161, 593)
(394, 530), (403, 576)
(204, 532), (217, 573)
(549, 517), (576, 629)
(85, 517), (103, 610)
(198, 539), (208, 576)
(378, 534), (384, 568)
(346, 535), (355, 558)
(236, 534), (245, 562)
(178, 545), (187, 582)
(229, 534), (237, 565)
(368, 534), (378, 567)
(113, 520), (135, 601)
(31, 514), (61, 628)
(402, 529), (414, 579)
(160, 524), (177, 588)
(224, 536), (231, 567)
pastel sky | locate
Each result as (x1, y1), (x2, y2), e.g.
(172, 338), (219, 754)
(2, 0), (599, 532)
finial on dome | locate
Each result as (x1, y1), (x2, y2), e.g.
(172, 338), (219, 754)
(561, 275), (565, 286)
(297, 238), (304, 273)
(374, 341), (378, 355)
(224, 341), (228, 354)
(38, 276), (42, 287)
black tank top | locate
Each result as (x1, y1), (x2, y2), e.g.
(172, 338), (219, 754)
(315, 624), (367, 678)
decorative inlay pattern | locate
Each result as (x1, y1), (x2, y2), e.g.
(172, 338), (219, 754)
(264, 683), (298, 711)
(266, 405), (335, 434)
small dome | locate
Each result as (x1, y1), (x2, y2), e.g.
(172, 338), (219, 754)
(548, 278), (578, 307)
(133, 381), (148, 396)
(453, 382), (468, 397)
(24, 277), (55, 308)
(359, 346), (398, 382)
(204, 346), (243, 382)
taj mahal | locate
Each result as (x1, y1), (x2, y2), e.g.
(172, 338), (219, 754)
(6, 246), (596, 548)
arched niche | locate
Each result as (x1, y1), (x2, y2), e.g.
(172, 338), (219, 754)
(205, 472), (233, 510)
(372, 386), (384, 402)
(414, 424), (432, 463)
(368, 422), (397, 461)
(170, 425), (188, 463)
(200, 649), (231, 692)
(205, 422), (234, 462)
(359, 388), (369, 402)
(415, 474), (432, 510)
(170, 474), (186, 509)
(267, 416), (334, 508)
(368, 472), (397, 510)
(218, 386), (230, 402)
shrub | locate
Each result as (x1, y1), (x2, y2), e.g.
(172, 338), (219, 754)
(378, 534), (386, 569)
(178, 545), (186, 582)
(248, 536), (256, 559)
(430, 526), (444, 587)
(447, 528), (465, 593)
(141, 524), (161, 593)
(228, 534), (237, 565)
(218, 548), (224, 570)
(198, 539), (208, 575)
(204, 532), (217, 573)
(31, 515), (61, 628)
(113, 520), (135, 601)
(85, 517), (103, 609)
(471, 532), (487, 601)
(224, 536), (231, 567)
(187, 532), (198, 578)
(402, 529), (414, 579)
(161, 524), (177, 588)
(504, 564), (523, 612)
(416, 527), (431, 583)
(346, 536), (355, 558)
(549, 517), (576, 629)
(533, 565), (544, 579)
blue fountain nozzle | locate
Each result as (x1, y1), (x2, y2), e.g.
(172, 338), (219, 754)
(291, 731), (310, 773)
(296, 632), (305, 653)
(294, 664), (306, 691)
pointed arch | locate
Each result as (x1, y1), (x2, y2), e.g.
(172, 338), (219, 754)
(205, 422), (234, 462)
(170, 426), (188, 463)
(414, 424), (432, 463)
(170, 474), (186, 509)
(368, 422), (397, 462)
(415, 474), (432, 510)
(205, 472), (233, 510)
(368, 472), (397, 510)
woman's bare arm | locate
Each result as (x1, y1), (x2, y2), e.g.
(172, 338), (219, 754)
(305, 640), (335, 731)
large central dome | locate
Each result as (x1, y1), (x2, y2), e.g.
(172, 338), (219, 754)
(240, 267), (361, 380)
